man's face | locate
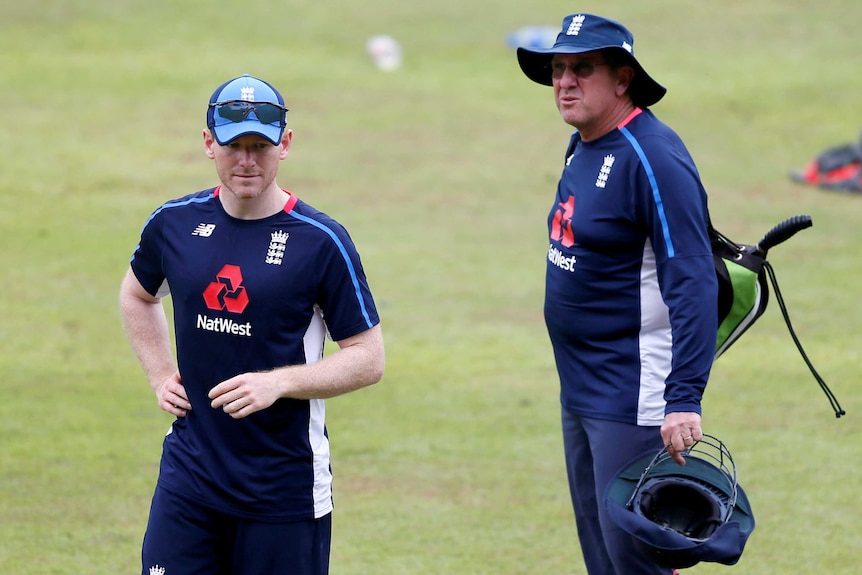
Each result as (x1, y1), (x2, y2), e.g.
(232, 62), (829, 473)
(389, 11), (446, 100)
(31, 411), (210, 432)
(203, 131), (291, 200)
(552, 52), (626, 132)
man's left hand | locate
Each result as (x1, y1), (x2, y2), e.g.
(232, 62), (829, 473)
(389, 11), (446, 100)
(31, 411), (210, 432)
(660, 412), (703, 465)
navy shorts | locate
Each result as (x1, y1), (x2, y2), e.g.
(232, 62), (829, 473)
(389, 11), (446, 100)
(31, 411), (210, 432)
(141, 486), (332, 575)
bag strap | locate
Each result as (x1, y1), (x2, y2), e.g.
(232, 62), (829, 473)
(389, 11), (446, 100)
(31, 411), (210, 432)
(710, 214), (845, 417)
(762, 262), (846, 418)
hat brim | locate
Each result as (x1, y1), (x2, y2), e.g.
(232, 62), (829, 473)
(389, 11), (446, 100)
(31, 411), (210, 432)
(606, 499), (751, 569)
(603, 451), (756, 569)
(211, 122), (284, 146)
(516, 45), (667, 108)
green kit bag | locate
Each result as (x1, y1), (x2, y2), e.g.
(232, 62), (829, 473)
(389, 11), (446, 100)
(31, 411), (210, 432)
(710, 215), (844, 417)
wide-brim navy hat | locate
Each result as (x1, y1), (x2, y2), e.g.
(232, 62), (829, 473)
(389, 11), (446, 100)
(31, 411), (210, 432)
(604, 436), (756, 569)
(517, 13), (667, 108)
(206, 74), (287, 146)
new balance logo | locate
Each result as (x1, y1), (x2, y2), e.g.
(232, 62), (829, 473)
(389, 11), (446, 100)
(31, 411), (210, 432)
(192, 223), (216, 237)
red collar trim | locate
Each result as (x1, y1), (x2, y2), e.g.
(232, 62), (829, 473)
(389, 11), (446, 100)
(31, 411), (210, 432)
(618, 107), (643, 129)
(282, 190), (298, 213)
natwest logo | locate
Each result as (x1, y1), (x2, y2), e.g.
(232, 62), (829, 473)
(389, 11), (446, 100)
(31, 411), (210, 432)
(203, 264), (249, 313)
(551, 196), (575, 248)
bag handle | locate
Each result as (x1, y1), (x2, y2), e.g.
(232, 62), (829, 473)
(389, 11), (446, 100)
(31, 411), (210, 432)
(756, 215), (813, 254)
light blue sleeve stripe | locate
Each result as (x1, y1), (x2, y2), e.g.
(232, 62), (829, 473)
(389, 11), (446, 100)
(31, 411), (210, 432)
(620, 127), (675, 258)
(130, 193), (215, 263)
(288, 211), (374, 328)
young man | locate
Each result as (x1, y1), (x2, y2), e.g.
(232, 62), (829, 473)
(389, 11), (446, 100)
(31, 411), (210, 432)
(120, 74), (384, 575)
(517, 14), (717, 575)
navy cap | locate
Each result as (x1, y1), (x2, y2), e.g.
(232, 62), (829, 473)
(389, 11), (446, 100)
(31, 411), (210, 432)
(517, 13), (666, 108)
(206, 74), (287, 146)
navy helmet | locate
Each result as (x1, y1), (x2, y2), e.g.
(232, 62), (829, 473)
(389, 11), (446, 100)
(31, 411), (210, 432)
(604, 434), (755, 569)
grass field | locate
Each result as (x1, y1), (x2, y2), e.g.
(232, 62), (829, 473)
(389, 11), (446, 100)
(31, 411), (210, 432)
(1, 1), (860, 573)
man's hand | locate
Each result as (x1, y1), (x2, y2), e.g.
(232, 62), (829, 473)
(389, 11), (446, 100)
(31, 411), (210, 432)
(154, 372), (191, 417)
(209, 371), (283, 419)
(660, 412), (703, 465)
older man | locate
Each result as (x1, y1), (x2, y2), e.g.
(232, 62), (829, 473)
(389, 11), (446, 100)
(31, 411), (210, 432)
(517, 14), (717, 575)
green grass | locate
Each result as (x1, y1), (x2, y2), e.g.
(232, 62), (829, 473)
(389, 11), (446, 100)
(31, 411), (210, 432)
(1, 0), (861, 573)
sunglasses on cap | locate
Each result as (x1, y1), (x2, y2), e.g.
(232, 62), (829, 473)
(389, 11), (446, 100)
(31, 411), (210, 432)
(209, 100), (289, 125)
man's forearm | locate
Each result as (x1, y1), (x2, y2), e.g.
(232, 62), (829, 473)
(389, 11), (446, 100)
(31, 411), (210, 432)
(274, 324), (385, 400)
(119, 272), (177, 390)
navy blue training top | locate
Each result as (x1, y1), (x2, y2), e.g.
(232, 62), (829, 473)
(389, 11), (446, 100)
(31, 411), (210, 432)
(130, 187), (379, 521)
(544, 108), (717, 426)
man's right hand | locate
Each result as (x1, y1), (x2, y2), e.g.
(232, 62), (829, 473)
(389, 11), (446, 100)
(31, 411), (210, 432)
(155, 372), (191, 417)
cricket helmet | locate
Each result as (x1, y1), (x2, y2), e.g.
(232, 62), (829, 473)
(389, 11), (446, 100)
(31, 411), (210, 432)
(604, 434), (755, 569)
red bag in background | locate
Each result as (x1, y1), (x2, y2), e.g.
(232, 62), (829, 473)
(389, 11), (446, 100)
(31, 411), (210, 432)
(790, 134), (862, 192)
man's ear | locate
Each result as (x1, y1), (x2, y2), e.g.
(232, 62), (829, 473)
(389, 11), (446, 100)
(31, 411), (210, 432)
(203, 129), (216, 159)
(279, 129), (293, 160)
(616, 66), (635, 97)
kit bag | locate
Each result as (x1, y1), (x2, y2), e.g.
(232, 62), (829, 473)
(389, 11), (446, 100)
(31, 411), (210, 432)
(710, 215), (844, 417)
(790, 135), (862, 192)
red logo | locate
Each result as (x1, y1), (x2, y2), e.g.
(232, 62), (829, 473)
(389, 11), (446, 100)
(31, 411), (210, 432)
(203, 264), (249, 313)
(551, 196), (575, 247)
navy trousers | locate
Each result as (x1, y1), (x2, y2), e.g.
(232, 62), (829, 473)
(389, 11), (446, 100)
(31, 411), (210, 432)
(561, 407), (675, 575)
